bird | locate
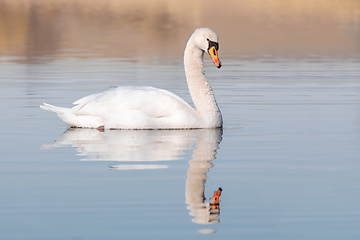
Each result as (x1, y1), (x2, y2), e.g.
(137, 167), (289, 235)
(40, 28), (223, 130)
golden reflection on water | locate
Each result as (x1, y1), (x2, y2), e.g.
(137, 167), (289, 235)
(0, 0), (359, 62)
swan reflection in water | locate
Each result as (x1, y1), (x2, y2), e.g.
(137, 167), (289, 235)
(42, 128), (223, 233)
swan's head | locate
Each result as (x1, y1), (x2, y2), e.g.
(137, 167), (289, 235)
(190, 28), (222, 68)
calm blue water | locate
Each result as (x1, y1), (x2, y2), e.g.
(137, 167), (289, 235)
(1, 57), (360, 239)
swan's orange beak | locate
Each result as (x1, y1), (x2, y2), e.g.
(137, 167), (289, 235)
(208, 46), (222, 68)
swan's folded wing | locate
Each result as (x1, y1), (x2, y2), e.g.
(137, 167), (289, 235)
(71, 86), (196, 120)
(136, 87), (196, 119)
(73, 92), (104, 107)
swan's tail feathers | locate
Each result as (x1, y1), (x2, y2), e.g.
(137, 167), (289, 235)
(40, 103), (69, 115)
(40, 103), (103, 128)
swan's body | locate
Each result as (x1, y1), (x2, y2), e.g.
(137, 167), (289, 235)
(40, 28), (223, 129)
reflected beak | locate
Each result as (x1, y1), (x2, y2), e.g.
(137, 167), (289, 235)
(208, 46), (222, 68)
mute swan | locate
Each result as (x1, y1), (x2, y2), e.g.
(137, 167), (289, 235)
(40, 28), (222, 130)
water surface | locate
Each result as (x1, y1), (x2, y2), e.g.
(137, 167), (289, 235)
(1, 57), (360, 239)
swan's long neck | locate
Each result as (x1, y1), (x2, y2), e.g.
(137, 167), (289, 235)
(184, 41), (222, 127)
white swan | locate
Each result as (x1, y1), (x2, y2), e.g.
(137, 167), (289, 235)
(40, 28), (222, 129)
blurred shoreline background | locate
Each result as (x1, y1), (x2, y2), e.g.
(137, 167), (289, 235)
(0, 0), (359, 62)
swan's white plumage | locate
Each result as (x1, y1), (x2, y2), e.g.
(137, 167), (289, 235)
(73, 86), (199, 129)
(40, 28), (222, 129)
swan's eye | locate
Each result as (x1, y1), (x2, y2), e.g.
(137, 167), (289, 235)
(207, 40), (219, 51)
